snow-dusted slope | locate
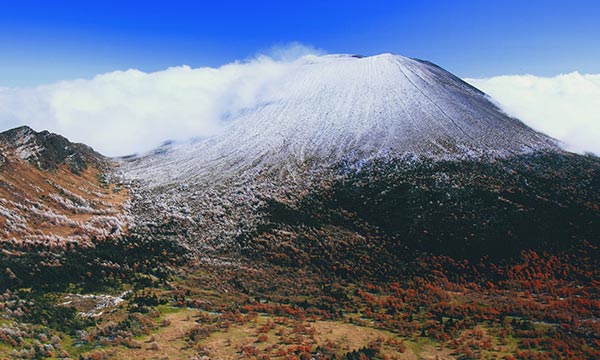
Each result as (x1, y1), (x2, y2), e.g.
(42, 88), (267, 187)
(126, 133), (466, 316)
(0, 126), (129, 245)
(123, 53), (557, 186)
(119, 53), (559, 251)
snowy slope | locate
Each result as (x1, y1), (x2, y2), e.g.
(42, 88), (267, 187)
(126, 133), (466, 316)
(119, 53), (559, 250)
(123, 53), (557, 186)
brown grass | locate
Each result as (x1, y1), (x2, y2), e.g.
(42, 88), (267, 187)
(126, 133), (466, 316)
(0, 154), (128, 242)
(112, 310), (198, 360)
(104, 309), (456, 360)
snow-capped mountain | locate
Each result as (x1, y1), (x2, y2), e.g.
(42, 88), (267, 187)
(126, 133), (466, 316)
(1, 56), (598, 360)
(123, 53), (557, 187)
(119, 53), (560, 252)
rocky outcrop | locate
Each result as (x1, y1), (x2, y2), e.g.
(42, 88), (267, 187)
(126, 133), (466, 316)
(0, 126), (103, 174)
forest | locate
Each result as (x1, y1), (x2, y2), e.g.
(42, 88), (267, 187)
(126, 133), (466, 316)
(0, 152), (599, 359)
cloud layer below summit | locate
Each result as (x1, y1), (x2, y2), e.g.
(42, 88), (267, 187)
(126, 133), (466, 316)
(0, 43), (323, 156)
(0, 45), (598, 156)
(466, 73), (600, 155)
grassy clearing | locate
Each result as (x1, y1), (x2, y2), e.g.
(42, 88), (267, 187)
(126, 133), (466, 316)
(102, 309), (457, 359)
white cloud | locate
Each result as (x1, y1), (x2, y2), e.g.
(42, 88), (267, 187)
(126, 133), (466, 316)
(466, 73), (600, 155)
(2, 46), (599, 157)
(0, 43), (321, 156)
(262, 41), (325, 62)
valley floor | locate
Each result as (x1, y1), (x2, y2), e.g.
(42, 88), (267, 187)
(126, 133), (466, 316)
(2, 245), (598, 359)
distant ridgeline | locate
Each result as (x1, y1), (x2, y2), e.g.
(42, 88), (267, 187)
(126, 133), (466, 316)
(0, 126), (103, 174)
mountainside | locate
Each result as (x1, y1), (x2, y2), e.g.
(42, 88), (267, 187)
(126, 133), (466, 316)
(0, 126), (101, 174)
(0, 126), (129, 245)
(121, 53), (560, 252)
(241, 152), (600, 275)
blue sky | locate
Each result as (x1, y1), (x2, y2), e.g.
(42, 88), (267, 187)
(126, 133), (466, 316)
(1, 0), (599, 87)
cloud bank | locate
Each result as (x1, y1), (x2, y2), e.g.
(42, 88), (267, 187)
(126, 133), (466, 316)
(0, 43), (323, 156)
(1, 45), (598, 156)
(466, 73), (600, 155)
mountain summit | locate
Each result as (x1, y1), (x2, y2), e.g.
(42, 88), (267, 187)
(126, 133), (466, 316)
(124, 53), (557, 186)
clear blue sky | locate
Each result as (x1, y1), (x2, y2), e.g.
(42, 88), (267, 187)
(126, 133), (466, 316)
(1, 0), (598, 87)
